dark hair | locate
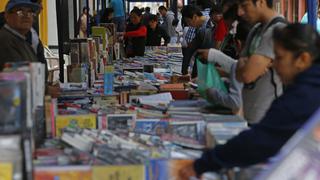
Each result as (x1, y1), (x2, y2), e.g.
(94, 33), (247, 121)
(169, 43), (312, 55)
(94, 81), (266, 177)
(83, 7), (88, 12)
(145, 7), (151, 13)
(158, 6), (167, 11)
(181, 5), (203, 19)
(238, 0), (273, 8)
(235, 19), (252, 43)
(100, 8), (114, 23)
(223, 3), (238, 21)
(149, 14), (158, 22)
(104, 8), (114, 16)
(273, 23), (320, 63)
(196, 0), (214, 9)
(130, 8), (143, 16)
(210, 4), (223, 15)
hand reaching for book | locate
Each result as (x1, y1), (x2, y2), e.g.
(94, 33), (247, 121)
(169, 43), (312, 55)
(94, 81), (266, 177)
(197, 49), (210, 64)
(47, 84), (60, 98)
(178, 160), (199, 180)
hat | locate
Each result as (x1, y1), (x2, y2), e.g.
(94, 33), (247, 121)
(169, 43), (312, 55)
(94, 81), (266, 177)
(5, 0), (41, 13)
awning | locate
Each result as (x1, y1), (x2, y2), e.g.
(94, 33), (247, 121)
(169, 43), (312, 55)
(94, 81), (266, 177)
(307, 0), (317, 28)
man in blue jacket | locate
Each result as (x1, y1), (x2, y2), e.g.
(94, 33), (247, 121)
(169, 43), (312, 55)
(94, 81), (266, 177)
(179, 23), (320, 178)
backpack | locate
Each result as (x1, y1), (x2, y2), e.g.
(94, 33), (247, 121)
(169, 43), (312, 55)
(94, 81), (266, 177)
(244, 17), (287, 98)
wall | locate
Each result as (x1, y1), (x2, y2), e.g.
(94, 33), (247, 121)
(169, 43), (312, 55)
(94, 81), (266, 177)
(47, 0), (58, 47)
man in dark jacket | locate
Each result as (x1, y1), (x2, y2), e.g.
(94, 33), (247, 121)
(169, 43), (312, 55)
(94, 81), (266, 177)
(181, 5), (214, 78)
(146, 14), (170, 46)
(0, 0), (41, 70)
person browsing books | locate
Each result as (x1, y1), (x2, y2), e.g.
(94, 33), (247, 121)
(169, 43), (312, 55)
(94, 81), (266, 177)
(181, 5), (214, 78)
(146, 14), (170, 46)
(227, 0), (286, 124)
(124, 8), (147, 57)
(179, 23), (320, 179)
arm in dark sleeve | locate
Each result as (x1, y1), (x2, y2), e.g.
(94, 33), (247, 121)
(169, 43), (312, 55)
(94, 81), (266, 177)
(161, 27), (170, 45)
(183, 30), (202, 63)
(194, 99), (294, 176)
(0, 42), (22, 70)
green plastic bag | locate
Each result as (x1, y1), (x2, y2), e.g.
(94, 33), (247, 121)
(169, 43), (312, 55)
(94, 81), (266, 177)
(197, 58), (228, 99)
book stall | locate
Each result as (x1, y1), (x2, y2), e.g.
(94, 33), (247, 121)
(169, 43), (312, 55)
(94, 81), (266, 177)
(0, 24), (248, 180)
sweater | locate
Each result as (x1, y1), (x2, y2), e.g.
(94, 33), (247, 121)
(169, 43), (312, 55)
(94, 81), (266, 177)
(0, 25), (38, 70)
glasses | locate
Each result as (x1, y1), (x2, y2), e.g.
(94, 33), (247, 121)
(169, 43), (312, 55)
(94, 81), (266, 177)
(12, 10), (37, 17)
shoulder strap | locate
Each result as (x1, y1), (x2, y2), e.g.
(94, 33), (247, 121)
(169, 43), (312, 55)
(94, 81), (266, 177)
(262, 16), (287, 33)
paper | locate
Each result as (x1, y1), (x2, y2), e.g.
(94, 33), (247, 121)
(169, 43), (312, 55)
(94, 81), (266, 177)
(139, 93), (173, 106)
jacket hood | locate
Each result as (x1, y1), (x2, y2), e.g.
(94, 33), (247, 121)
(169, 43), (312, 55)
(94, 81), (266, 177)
(295, 64), (320, 87)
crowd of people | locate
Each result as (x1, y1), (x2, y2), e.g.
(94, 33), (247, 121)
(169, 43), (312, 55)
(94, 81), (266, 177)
(0, 0), (320, 179)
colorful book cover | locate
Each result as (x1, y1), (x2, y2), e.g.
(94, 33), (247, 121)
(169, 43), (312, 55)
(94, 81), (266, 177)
(0, 163), (13, 180)
(105, 114), (136, 131)
(134, 119), (169, 136)
(92, 26), (107, 49)
(162, 121), (206, 149)
(99, 23), (116, 46)
(92, 165), (145, 180)
(146, 159), (194, 180)
(55, 114), (97, 137)
(34, 166), (92, 180)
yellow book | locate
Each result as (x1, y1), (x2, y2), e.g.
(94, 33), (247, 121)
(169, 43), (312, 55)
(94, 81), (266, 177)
(34, 166), (92, 180)
(0, 163), (13, 180)
(55, 114), (97, 137)
(92, 165), (145, 180)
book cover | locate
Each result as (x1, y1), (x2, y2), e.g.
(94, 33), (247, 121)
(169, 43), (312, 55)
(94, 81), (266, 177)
(34, 166), (92, 180)
(163, 121), (206, 149)
(92, 26), (107, 49)
(55, 114), (97, 137)
(0, 80), (22, 133)
(146, 159), (194, 180)
(159, 83), (184, 91)
(104, 114), (136, 131)
(134, 119), (169, 136)
(92, 165), (145, 180)
(0, 163), (13, 180)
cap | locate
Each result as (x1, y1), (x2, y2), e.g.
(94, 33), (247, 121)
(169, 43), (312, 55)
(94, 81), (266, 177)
(5, 0), (41, 13)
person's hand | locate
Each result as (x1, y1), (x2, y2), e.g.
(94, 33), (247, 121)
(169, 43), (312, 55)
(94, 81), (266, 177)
(178, 160), (199, 180)
(47, 84), (61, 98)
(197, 49), (210, 63)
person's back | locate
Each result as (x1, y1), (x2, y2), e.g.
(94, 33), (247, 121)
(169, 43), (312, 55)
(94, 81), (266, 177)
(110, 0), (125, 32)
(110, 0), (124, 18)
